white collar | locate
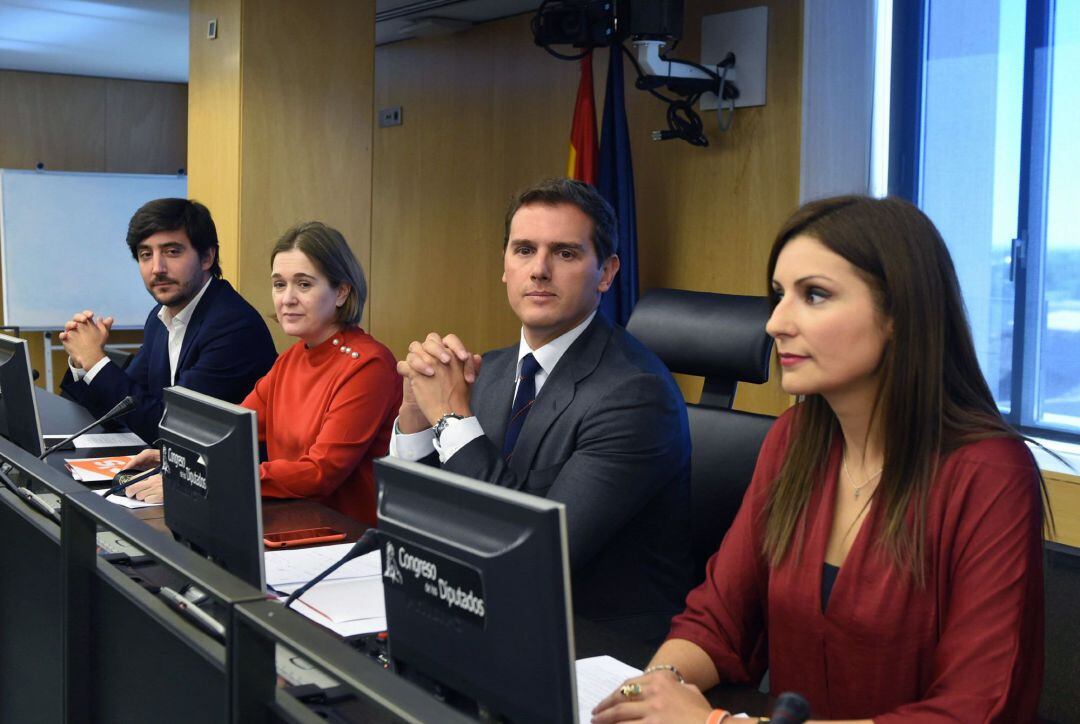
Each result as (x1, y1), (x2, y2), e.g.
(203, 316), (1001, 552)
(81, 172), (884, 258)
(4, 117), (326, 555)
(515, 311), (596, 376)
(157, 275), (213, 329)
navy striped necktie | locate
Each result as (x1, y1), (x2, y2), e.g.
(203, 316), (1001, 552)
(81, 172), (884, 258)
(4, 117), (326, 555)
(502, 353), (541, 460)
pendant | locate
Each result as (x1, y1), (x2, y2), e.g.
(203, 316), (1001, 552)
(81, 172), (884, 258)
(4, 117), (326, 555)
(854, 488), (861, 500)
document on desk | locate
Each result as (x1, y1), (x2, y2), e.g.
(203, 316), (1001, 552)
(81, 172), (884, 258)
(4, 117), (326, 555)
(290, 577), (386, 622)
(266, 545), (386, 636)
(574, 656), (748, 721)
(72, 432), (146, 448)
(66, 455), (137, 482)
(92, 487), (161, 509)
(264, 544), (381, 588)
(575, 656), (642, 721)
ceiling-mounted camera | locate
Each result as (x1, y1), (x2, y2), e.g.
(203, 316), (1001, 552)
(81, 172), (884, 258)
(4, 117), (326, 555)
(532, 0), (739, 146)
(530, 0), (684, 52)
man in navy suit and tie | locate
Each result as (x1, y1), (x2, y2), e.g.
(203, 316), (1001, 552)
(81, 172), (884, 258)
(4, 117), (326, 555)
(60, 198), (277, 444)
(392, 179), (692, 643)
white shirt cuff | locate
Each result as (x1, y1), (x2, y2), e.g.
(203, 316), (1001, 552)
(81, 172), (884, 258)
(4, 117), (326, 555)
(431, 416), (484, 463)
(68, 358), (86, 381)
(389, 419), (437, 462)
(83, 356), (111, 384)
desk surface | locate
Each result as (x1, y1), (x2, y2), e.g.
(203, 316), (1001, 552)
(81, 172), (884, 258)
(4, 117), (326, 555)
(34, 385), (99, 435)
(34, 388), (367, 541)
(29, 388), (770, 718)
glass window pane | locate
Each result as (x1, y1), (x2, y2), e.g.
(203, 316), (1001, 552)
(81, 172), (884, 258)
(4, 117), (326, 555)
(919, 0), (1026, 414)
(1036, 1), (1080, 433)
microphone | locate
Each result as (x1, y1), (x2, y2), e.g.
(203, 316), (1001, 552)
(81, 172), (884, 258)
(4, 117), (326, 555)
(283, 528), (380, 609)
(39, 395), (136, 459)
(769, 692), (811, 724)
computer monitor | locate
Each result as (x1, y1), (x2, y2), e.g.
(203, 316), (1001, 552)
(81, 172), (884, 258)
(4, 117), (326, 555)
(159, 386), (265, 590)
(0, 333), (43, 456)
(375, 457), (578, 724)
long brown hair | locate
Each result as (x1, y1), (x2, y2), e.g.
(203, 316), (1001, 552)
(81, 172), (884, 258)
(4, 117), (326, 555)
(761, 195), (1049, 584)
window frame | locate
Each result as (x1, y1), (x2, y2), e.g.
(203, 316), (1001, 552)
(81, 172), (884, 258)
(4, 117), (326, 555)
(888, 0), (1078, 444)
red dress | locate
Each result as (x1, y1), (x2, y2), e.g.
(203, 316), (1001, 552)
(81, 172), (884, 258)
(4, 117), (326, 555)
(668, 408), (1044, 722)
(242, 327), (402, 525)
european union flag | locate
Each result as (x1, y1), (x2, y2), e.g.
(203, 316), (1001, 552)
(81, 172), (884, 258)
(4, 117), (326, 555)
(597, 44), (638, 326)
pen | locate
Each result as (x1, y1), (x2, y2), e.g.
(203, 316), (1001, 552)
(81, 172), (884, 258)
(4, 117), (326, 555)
(17, 487), (61, 523)
(103, 466), (161, 499)
(158, 586), (226, 639)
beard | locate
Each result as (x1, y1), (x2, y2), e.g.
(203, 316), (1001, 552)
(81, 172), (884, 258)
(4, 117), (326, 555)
(148, 275), (202, 310)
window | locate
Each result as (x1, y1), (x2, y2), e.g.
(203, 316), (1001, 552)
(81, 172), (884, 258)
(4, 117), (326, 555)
(884, 0), (1080, 441)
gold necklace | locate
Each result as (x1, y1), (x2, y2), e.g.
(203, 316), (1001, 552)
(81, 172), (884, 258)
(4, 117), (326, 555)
(842, 454), (883, 500)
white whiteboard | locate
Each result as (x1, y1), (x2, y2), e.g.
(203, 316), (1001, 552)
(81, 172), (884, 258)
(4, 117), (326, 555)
(0, 169), (187, 329)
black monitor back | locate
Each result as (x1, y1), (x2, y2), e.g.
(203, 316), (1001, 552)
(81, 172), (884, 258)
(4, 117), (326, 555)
(0, 333), (43, 456)
(0, 438), (70, 722)
(376, 457), (577, 724)
(159, 386), (265, 590)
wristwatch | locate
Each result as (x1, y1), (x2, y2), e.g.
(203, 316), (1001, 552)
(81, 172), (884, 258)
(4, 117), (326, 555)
(432, 413), (463, 443)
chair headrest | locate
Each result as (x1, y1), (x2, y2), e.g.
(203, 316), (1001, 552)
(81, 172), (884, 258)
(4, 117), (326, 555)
(626, 288), (773, 384)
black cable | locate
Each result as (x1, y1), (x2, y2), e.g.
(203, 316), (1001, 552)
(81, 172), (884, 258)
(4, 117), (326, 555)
(530, 2), (732, 148)
(620, 42), (679, 105)
(665, 93), (709, 147)
(541, 44), (592, 61)
(662, 54), (721, 80)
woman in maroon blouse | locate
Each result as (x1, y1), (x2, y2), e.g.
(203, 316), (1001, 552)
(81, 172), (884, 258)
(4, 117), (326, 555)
(593, 196), (1049, 723)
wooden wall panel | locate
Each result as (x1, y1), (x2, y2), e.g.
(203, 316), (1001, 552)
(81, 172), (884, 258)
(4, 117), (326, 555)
(371, 18), (574, 360)
(0, 70), (186, 388)
(371, 0), (801, 416)
(237, 0), (375, 350)
(0, 70), (106, 171)
(627, 0), (801, 415)
(187, 0), (242, 284)
(105, 79), (189, 174)
(1046, 471), (1080, 548)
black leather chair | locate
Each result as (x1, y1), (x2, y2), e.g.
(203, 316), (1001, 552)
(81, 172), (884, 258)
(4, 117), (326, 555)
(104, 346), (134, 371)
(1039, 542), (1080, 723)
(627, 289), (777, 582)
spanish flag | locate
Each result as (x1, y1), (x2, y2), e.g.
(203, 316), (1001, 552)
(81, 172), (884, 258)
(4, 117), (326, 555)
(567, 52), (598, 184)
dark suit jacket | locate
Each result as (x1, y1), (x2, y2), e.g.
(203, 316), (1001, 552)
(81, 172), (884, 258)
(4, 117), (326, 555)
(61, 277), (278, 444)
(442, 314), (693, 642)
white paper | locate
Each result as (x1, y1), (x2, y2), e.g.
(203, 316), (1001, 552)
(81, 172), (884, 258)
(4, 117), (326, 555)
(298, 614), (387, 638)
(574, 656), (749, 720)
(72, 432), (147, 448)
(92, 487), (161, 509)
(575, 656), (642, 722)
(286, 577), (386, 624)
(264, 545), (381, 588)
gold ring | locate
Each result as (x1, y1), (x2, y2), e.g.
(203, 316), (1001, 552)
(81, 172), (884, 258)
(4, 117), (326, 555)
(620, 682), (642, 699)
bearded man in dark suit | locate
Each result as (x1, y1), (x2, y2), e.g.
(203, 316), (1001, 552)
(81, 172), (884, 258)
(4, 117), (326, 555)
(60, 198), (277, 443)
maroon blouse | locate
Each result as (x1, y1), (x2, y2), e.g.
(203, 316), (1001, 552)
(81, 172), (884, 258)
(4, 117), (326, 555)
(667, 408), (1044, 722)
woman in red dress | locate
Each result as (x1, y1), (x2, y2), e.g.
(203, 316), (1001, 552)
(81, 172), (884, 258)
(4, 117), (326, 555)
(593, 196), (1049, 723)
(124, 222), (401, 525)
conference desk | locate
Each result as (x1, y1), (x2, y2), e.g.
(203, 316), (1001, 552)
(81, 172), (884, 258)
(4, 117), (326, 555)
(33, 389), (370, 541)
(12, 388), (771, 721)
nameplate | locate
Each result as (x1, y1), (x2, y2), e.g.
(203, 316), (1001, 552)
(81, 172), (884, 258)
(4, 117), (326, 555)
(160, 441), (208, 500)
(380, 533), (486, 628)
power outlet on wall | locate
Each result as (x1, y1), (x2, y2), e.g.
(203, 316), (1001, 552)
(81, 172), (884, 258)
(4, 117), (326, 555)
(700, 6), (768, 110)
(379, 106), (403, 128)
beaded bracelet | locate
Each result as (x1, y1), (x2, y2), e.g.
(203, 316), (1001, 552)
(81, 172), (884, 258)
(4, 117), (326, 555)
(705, 709), (730, 724)
(642, 663), (685, 683)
